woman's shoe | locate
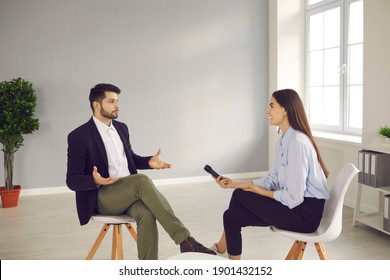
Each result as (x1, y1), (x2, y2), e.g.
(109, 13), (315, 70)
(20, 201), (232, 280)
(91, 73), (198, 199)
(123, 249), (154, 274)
(210, 243), (228, 258)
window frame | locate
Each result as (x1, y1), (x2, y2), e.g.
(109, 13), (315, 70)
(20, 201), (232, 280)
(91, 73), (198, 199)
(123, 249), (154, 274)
(305, 0), (363, 136)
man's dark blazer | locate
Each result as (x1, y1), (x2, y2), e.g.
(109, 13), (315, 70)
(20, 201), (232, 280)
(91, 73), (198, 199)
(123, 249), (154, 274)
(66, 117), (152, 225)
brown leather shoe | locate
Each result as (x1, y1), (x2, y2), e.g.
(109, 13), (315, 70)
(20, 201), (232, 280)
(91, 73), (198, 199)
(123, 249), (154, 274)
(180, 236), (217, 255)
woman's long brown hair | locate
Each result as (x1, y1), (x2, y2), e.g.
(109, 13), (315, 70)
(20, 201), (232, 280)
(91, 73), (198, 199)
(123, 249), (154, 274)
(273, 89), (329, 178)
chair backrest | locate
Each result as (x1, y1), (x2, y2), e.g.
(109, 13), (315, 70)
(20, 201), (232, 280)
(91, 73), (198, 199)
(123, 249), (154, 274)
(317, 163), (359, 241)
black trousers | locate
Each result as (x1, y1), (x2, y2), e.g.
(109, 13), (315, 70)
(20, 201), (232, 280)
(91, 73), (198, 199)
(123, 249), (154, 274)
(223, 189), (325, 256)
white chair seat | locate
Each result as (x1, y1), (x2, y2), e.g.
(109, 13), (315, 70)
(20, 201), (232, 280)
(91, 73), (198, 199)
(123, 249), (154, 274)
(91, 214), (136, 224)
(269, 163), (359, 260)
(270, 222), (336, 243)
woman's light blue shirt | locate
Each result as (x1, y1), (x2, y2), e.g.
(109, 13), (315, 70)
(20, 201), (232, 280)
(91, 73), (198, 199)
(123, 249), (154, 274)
(252, 127), (329, 209)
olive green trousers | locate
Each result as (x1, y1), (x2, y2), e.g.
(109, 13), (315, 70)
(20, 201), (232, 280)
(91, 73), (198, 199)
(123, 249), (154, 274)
(96, 174), (190, 260)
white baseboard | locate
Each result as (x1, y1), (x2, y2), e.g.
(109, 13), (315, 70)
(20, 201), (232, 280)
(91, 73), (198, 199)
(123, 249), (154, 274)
(21, 186), (72, 196)
(344, 197), (378, 213)
(20, 171), (268, 196)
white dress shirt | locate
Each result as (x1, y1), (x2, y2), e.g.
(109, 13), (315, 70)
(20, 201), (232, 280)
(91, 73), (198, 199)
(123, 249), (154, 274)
(93, 116), (130, 178)
(252, 127), (329, 209)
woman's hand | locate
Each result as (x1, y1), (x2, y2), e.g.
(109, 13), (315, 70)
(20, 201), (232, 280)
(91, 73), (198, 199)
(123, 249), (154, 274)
(215, 176), (234, 189)
(213, 175), (275, 199)
(215, 176), (251, 189)
(242, 184), (275, 199)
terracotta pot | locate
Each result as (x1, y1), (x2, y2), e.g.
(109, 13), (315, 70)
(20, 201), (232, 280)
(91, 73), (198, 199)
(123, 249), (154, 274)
(0, 185), (21, 208)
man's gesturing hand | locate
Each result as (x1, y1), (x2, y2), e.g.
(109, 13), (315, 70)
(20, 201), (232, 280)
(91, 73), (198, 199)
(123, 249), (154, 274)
(149, 148), (172, 170)
(92, 166), (119, 186)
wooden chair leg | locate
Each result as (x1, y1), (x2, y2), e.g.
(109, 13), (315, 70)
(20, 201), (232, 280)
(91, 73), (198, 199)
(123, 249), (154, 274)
(87, 222), (137, 260)
(285, 241), (307, 260)
(116, 225), (124, 260)
(125, 223), (137, 241)
(285, 240), (300, 260)
(294, 241), (307, 260)
(86, 224), (111, 260)
(111, 225), (118, 259)
(315, 242), (329, 260)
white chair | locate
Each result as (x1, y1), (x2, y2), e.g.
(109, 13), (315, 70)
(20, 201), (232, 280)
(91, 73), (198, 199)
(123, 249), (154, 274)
(269, 163), (359, 260)
(86, 214), (137, 260)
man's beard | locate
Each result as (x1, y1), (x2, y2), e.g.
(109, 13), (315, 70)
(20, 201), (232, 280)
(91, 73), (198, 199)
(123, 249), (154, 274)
(100, 107), (118, 120)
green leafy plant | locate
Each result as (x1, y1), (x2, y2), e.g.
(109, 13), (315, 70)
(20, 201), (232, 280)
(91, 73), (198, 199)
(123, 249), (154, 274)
(377, 126), (390, 139)
(0, 77), (40, 190)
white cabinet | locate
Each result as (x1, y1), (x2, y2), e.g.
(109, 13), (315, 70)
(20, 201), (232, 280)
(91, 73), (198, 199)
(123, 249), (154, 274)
(353, 147), (390, 235)
(353, 183), (390, 235)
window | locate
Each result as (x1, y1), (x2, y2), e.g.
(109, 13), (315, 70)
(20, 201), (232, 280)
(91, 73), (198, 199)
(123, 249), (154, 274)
(306, 0), (363, 135)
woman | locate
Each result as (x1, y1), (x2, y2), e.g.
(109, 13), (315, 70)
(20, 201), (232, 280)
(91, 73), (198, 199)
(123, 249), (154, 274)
(211, 89), (329, 260)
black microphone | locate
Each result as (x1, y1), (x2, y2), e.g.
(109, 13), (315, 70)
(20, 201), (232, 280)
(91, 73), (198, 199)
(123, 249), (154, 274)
(204, 165), (221, 178)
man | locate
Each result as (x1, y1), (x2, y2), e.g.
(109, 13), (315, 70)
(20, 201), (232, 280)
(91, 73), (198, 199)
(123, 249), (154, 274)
(66, 83), (215, 259)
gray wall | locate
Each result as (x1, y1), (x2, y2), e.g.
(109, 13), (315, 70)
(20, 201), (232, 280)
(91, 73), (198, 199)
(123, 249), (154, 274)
(0, 0), (269, 190)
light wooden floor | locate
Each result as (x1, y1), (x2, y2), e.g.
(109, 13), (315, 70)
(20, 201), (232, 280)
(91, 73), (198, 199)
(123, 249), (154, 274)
(1, 180), (390, 260)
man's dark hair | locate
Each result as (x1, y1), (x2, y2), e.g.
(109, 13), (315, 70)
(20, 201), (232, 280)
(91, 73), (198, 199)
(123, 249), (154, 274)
(89, 83), (121, 112)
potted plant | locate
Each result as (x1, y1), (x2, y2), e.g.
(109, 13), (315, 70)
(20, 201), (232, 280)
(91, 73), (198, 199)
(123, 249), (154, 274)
(377, 126), (390, 144)
(0, 77), (39, 207)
